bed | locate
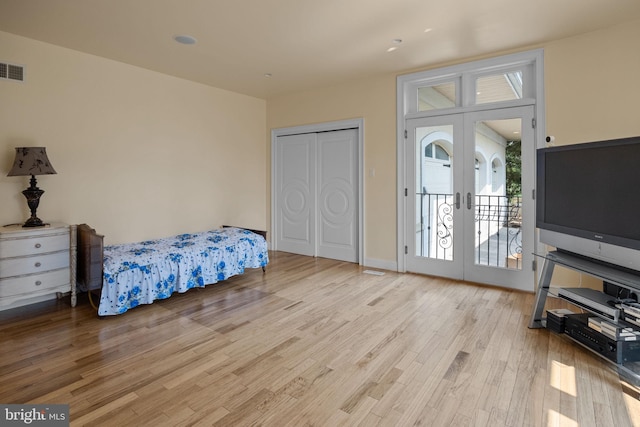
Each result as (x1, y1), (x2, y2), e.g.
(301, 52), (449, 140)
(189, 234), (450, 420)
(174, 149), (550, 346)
(76, 224), (269, 316)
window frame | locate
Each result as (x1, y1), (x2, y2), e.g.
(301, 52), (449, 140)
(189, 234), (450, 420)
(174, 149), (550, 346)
(396, 49), (546, 273)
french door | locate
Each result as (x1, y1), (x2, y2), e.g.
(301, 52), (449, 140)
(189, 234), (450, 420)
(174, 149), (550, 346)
(405, 106), (535, 291)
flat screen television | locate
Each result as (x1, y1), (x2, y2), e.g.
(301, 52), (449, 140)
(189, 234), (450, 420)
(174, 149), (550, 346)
(536, 136), (640, 273)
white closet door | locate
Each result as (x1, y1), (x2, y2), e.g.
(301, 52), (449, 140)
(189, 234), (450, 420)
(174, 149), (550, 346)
(317, 129), (358, 262)
(275, 133), (316, 256)
(274, 129), (358, 262)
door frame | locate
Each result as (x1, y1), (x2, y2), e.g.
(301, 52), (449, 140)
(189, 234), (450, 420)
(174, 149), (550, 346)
(271, 118), (364, 265)
(403, 107), (536, 290)
(396, 49), (545, 278)
(404, 114), (465, 280)
(461, 106), (536, 291)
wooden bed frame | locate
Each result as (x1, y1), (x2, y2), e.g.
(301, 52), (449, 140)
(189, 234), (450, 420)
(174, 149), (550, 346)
(76, 224), (104, 293)
(76, 224), (268, 310)
(221, 224), (267, 241)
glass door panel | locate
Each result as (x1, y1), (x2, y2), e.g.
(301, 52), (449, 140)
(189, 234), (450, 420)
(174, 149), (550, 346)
(406, 115), (464, 280)
(463, 106), (535, 291)
(415, 124), (454, 260)
(472, 118), (522, 269)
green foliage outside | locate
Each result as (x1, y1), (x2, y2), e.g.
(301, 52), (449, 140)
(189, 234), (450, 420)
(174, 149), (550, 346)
(505, 140), (522, 199)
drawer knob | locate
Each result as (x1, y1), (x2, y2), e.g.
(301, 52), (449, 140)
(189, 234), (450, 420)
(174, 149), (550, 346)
(35, 243), (42, 248)
(35, 262), (42, 267)
(35, 280), (42, 286)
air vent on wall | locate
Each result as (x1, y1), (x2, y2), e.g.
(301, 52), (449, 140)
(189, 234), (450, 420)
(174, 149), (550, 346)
(0, 61), (25, 82)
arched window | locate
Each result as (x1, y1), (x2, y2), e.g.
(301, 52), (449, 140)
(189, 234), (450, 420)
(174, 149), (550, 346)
(475, 153), (488, 195)
(420, 135), (453, 195)
(491, 158), (505, 194)
(424, 142), (450, 161)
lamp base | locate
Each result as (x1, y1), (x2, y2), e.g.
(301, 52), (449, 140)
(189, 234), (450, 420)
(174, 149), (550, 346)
(21, 176), (47, 228)
(23, 216), (46, 228)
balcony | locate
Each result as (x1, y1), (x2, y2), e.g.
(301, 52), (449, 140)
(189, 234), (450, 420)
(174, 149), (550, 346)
(415, 192), (522, 269)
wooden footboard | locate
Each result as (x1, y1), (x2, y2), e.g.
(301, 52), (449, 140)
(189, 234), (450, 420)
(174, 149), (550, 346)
(222, 225), (267, 240)
(77, 224), (104, 292)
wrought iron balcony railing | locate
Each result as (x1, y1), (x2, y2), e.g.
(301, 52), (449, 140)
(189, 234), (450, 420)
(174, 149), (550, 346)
(415, 192), (522, 269)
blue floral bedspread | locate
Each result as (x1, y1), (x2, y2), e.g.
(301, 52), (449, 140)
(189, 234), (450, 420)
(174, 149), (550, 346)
(98, 227), (268, 316)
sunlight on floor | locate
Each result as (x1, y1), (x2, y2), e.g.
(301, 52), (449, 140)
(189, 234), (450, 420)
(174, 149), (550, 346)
(547, 409), (578, 427)
(550, 360), (576, 397)
(622, 389), (640, 425)
(548, 360), (578, 427)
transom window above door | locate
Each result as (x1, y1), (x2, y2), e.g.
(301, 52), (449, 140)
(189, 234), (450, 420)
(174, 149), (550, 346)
(476, 71), (523, 105)
(409, 58), (537, 115)
(418, 81), (457, 111)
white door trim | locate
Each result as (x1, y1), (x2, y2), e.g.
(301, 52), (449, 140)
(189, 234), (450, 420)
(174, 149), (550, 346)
(271, 118), (364, 265)
(397, 49), (545, 274)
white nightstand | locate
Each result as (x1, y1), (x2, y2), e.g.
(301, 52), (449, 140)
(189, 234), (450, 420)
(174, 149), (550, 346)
(0, 222), (77, 310)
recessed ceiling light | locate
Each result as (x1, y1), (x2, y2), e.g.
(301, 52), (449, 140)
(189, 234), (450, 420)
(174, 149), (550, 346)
(424, 28), (433, 33)
(264, 73), (272, 78)
(387, 39), (403, 52)
(174, 35), (197, 45)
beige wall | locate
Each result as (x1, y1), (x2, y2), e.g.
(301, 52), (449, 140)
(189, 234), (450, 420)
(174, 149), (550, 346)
(0, 31), (267, 245)
(267, 18), (640, 271)
(545, 19), (640, 145)
(267, 76), (397, 265)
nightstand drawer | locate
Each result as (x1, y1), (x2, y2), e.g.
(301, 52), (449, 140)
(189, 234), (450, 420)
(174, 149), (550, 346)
(0, 251), (70, 278)
(0, 232), (69, 259)
(0, 269), (70, 300)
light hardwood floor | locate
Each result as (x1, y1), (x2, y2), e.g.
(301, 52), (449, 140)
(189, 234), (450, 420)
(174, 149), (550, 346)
(1, 251), (640, 426)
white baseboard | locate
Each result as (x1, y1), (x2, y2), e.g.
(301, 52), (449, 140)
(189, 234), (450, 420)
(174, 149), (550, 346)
(363, 257), (398, 272)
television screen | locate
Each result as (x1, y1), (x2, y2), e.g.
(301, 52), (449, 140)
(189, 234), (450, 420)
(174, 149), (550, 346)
(537, 136), (640, 250)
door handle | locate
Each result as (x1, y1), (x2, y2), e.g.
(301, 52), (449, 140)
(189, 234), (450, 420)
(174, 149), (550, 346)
(455, 192), (460, 209)
(467, 192), (472, 209)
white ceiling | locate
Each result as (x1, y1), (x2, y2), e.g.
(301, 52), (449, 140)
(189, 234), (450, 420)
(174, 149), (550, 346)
(1, 0), (640, 99)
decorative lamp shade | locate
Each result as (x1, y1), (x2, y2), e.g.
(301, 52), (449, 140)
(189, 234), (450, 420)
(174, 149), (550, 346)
(7, 147), (57, 177)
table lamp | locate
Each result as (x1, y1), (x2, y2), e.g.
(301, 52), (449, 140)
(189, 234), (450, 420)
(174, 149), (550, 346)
(7, 147), (57, 227)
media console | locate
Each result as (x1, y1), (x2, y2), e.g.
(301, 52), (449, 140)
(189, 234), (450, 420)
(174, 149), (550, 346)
(529, 250), (640, 385)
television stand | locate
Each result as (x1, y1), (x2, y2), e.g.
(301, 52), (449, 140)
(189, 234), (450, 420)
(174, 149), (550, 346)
(529, 250), (640, 387)
(530, 251), (640, 329)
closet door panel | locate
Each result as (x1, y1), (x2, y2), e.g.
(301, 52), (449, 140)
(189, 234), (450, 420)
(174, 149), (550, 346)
(317, 129), (358, 262)
(275, 134), (316, 256)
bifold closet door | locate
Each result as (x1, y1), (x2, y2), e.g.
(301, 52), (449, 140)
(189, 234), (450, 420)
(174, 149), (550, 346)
(275, 133), (316, 257)
(316, 130), (358, 262)
(275, 129), (358, 262)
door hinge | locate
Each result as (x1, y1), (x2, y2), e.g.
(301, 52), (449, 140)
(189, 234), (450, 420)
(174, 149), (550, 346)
(405, 246), (408, 254)
(532, 189), (535, 200)
(532, 260), (537, 271)
(404, 129), (408, 139)
(532, 118), (536, 128)
(405, 188), (408, 197)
